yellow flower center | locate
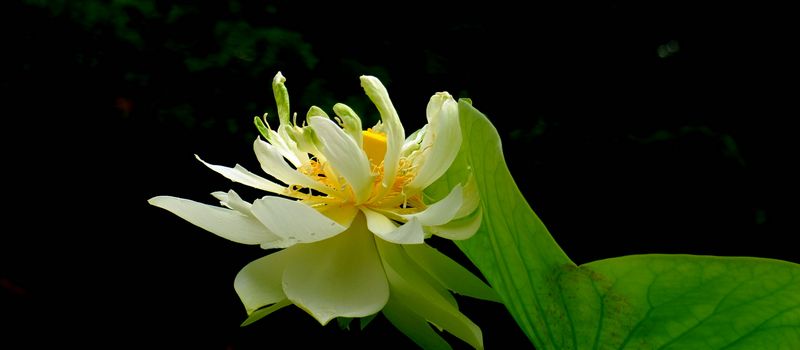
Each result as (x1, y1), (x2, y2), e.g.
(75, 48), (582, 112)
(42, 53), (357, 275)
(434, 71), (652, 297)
(294, 128), (425, 215)
(362, 129), (387, 168)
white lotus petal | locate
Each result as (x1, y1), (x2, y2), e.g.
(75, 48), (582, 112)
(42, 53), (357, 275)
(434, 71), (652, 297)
(196, 155), (290, 196)
(362, 208), (425, 244)
(251, 196), (347, 245)
(148, 196), (279, 244)
(408, 93), (462, 190)
(361, 76), (405, 191)
(256, 113), (306, 167)
(267, 127), (306, 167)
(401, 124), (427, 156)
(211, 189), (251, 214)
(308, 116), (373, 203)
(427, 207), (483, 240)
(253, 138), (335, 196)
(397, 184), (463, 226)
(234, 248), (301, 314)
(333, 103), (363, 148)
(282, 124), (320, 158)
(454, 175), (479, 219)
(388, 219), (425, 245)
(362, 207), (397, 235)
(282, 214), (389, 325)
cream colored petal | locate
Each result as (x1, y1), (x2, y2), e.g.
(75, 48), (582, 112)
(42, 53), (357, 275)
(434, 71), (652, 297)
(282, 214), (389, 325)
(234, 248), (302, 314)
(253, 138), (336, 197)
(317, 204), (359, 228)
(362, 208), (425, 244)
(255, 114), (305, 167)
(148, 196), (279, 244)
(401, 124), (427, 156)
(211, 189), (251, 214)
(362, 207), (398, 235)
(268, 127), (306, 167)
(360, 76), (405, 191)
(397, 184), (463, 227)
(250, 196), (347, 245)
(427, 207), (483, 241)
(454, 175), (479, 219)
(195, 155), (291, 196)
(407, 93), (462, 190)
(333, 103), (363, 148)
(308, 116), (373, 203)
(282, 124), (320, 158)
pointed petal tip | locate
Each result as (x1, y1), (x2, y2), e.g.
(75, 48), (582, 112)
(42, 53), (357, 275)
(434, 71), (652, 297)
(435, 91), (454, 99)
(147, 196), (165, 206)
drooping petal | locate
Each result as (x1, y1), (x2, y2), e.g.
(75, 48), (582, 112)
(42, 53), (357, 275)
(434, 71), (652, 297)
(426, 207), (483, 240)
(381, 218), (425, 245)
(281, 213), (389, 325)
(382, 296), (452, 350)
(395, 184), (463, 226)
(407, 93), (462, 191)
(307, 116), (373, 203)
(404, 244), (500, 302)
(196, 155), (292, 196)
(362, 208), (425, 244)
(361, 76), (405, 191)
(250, 196), (347, 245)
(234, 248), (301, 314)
(148, 196), (279, 244)
(253, 138), (336, 197)
(240, 299), (292, 327)
(376, 238), (458, 308)
(362, 207), (397, 234)
(375, 238), (483, 349)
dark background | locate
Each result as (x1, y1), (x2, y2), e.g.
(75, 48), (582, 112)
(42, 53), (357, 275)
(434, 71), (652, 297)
(2, 1), (796, 348)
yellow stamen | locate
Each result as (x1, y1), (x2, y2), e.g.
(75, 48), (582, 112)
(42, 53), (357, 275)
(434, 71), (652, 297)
(362, 129), (387, 168)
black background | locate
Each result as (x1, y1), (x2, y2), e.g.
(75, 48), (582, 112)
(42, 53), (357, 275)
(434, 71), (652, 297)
(2, 1), (796, 349)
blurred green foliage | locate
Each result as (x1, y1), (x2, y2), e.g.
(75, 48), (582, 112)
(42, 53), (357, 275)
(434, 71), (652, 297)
(18, 0), (363, 140)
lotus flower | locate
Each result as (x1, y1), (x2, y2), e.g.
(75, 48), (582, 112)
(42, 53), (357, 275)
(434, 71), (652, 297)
(149, 73), (498, 349)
